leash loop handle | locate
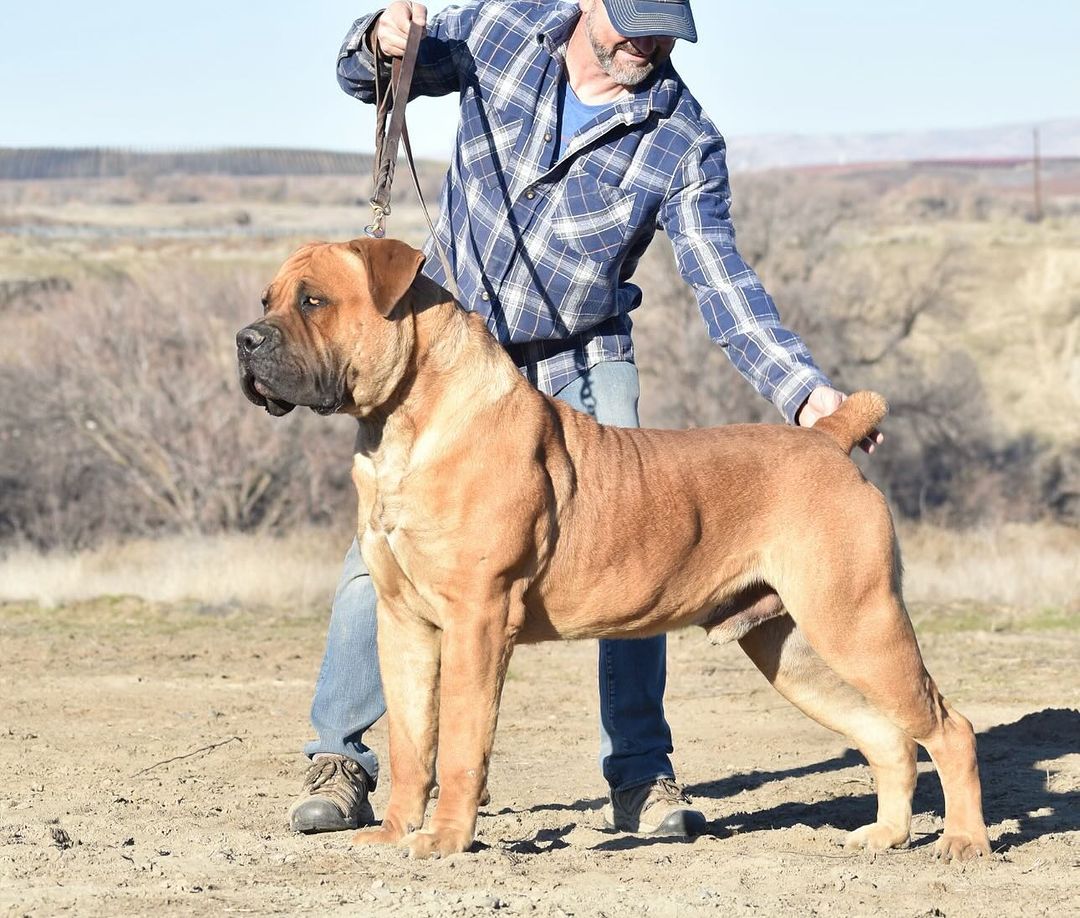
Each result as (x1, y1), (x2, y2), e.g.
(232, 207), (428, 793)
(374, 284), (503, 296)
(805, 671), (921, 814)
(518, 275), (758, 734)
(367, 18), (460, 299)
(370, 21), (423, 231)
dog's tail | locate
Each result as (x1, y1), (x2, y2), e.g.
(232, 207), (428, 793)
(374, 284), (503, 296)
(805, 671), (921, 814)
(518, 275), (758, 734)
(814, 391), (888, 454)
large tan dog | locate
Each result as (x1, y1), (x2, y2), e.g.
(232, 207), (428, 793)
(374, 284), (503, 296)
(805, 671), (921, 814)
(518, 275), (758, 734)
(237, 237), (991, 863)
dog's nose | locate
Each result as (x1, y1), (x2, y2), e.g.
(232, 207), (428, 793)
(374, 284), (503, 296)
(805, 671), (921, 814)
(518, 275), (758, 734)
(236, 325), (267, 355)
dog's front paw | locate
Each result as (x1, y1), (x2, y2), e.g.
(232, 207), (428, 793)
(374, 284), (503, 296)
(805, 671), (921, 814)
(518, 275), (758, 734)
(932, 831), (991, 863)
(351, 824), (406, 847)
(843, 821), (910, 852)
(402, 826), (472, 859)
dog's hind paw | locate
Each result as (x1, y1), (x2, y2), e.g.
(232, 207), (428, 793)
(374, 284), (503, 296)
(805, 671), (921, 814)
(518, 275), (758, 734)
(932, 831), (991, 863)
(843, 822), (910, 852)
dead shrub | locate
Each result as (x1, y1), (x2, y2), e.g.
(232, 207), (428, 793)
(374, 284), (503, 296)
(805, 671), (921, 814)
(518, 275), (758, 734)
(1, 163), (1076, 549)
(0, 267), (355, 549)
(633, 173), (1077, 527)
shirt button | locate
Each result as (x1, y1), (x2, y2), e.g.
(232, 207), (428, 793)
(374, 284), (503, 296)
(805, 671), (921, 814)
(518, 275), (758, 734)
(525, 189), (536, 199)
(480, 291), (489, 301)
(544, 132), (552, 142)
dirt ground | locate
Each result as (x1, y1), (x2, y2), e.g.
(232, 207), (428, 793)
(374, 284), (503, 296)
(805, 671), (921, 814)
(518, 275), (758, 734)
(1, 597), (1077, 917)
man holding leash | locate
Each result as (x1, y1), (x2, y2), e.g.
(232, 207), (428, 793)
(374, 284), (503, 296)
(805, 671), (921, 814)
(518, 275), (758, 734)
(289, 0), (879, 837)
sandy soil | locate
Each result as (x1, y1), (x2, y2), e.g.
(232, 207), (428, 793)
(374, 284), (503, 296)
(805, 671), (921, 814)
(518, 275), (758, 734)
(1, 597), (1077, 917)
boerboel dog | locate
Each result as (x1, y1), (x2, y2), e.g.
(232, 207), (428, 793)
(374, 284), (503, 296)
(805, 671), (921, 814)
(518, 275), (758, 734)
(237, 237), (991, 862)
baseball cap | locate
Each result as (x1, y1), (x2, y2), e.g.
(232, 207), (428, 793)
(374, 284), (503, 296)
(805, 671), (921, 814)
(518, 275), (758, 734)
(600, 0), (698, 43)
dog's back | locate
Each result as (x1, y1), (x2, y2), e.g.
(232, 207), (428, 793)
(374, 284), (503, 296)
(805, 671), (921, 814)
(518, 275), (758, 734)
(520, 396), (892, 644)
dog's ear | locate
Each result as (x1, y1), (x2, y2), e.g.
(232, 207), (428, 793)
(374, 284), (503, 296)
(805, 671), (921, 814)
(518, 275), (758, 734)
(349, 237), (426, 317)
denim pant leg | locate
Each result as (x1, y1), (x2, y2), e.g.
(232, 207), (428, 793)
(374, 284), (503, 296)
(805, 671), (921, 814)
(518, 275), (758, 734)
(304, 538), (384, 785)
(553, 362), (675, 792)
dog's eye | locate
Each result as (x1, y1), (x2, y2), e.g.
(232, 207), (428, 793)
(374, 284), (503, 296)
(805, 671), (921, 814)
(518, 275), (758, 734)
(261, 296), (270, 315)
(301, 295), (323, 310)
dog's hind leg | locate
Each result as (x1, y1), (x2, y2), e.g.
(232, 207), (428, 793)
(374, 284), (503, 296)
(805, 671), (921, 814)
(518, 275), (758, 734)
(739, 614), (917, 851)
(792, 587), (990, 862)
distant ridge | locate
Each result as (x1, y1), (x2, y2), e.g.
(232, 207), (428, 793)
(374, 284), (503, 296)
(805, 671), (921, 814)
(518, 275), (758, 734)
(0, 147), (376, 181)
(3, 117), (1079, 180)
(726, 118), (1080, 171)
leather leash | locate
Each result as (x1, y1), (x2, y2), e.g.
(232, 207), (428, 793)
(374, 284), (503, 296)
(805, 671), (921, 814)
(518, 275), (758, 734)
(367, 20), (459, 299)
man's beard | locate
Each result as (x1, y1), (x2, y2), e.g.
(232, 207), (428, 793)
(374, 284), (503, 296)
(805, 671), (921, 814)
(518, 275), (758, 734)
(584, 10), (668, 87)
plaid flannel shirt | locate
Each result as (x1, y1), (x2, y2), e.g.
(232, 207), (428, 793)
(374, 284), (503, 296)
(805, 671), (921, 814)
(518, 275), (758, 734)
(338, 1), (831, 422)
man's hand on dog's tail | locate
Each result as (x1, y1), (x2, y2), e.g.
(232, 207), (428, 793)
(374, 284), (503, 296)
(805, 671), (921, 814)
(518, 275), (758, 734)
(374, 1), (429, 57)
(797, 386), (887, 455)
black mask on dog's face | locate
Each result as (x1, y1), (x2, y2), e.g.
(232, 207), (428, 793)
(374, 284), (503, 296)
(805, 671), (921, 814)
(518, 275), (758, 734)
(236, 238), (426, 418)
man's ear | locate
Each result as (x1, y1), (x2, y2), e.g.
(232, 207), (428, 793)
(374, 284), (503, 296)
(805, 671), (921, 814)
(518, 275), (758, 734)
(349, 237), (426, 317)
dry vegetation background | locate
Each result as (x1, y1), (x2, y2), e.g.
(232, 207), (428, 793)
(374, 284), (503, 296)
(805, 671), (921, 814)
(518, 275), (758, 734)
(0, 153), (1077, 565)
(0, 152), (1078, 916)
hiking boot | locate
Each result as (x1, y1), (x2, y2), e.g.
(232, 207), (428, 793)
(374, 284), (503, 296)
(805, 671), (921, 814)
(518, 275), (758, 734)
(602, 777), (706, 836)
(288, 753), (375, 834)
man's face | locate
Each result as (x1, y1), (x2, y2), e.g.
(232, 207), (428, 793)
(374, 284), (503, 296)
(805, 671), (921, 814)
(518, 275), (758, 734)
(581, 0), (676, 87)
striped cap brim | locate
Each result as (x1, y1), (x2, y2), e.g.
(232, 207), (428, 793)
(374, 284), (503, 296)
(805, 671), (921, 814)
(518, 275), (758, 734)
(601, 0), (698, 43)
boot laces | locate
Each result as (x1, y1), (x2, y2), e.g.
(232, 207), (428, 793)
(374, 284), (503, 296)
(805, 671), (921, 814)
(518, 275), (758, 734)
(302, 755), (367, 807)
(653, 777), (692, 805)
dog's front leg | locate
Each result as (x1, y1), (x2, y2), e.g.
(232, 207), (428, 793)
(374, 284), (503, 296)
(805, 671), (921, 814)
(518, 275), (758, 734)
(352, 606), (440, 848)
(403, 606), (518, 859)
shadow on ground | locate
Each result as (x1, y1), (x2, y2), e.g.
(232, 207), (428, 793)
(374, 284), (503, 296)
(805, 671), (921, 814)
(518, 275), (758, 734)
(510, 709), (1079, 855)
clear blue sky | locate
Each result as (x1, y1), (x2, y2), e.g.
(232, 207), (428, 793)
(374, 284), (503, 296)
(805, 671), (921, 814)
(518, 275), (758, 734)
(3, 1), (1076, 159)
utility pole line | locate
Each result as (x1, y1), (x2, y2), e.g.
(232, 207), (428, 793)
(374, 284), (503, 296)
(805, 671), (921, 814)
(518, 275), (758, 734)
(1032, 126), (1043, 222)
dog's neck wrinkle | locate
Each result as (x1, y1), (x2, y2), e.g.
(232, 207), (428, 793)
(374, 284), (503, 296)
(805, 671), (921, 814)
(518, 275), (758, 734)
(354, 291), (523, 475)
(412, 291), (471, 375)
(350, 285), (452, 426)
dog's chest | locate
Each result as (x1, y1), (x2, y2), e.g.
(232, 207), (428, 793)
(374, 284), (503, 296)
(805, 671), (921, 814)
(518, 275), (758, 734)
(354, 434), (414, 527)
(361, 519), (447, 629)
(354, 449), (443, 620)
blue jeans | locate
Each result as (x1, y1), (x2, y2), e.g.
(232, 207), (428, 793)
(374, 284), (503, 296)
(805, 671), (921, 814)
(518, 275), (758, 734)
(305, 361), (675, 792)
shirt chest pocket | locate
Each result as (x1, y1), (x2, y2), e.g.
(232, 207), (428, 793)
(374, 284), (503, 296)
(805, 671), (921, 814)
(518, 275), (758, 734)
(459, 113), (524, 187)
(551, 169), (637, 264)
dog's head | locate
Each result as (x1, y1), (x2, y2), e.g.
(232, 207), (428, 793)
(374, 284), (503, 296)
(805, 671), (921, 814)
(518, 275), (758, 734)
(236, 237), (426, 417)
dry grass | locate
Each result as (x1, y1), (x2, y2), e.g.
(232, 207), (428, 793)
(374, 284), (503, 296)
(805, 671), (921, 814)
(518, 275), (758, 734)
(1, 523), (1074, 613)
(0, 529), (345, 609)
(898, 522), (1078, 611)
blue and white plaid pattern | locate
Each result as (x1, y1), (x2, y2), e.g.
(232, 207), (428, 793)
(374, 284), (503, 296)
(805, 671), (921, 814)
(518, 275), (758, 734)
(339, 1), (830, 422)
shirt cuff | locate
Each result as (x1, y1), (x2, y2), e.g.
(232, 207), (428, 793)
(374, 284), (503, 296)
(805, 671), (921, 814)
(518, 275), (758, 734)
(776, 366), (833, 426)
(339, 11), (389, 74)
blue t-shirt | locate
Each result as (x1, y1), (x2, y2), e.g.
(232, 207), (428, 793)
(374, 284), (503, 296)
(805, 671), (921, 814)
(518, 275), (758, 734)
(556, 77), (612, 160)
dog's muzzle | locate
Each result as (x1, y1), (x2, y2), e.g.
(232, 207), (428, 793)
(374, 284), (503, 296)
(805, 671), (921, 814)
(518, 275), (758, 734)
(236, 323), (297, 417)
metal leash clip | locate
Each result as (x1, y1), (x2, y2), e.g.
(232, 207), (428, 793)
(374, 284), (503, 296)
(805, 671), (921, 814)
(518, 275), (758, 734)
(364, 202), (390, 239)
